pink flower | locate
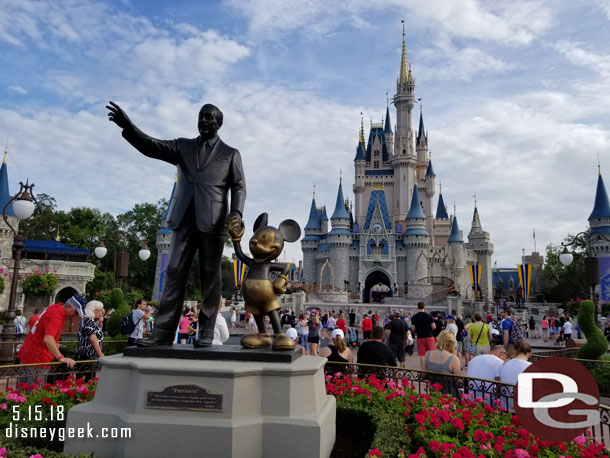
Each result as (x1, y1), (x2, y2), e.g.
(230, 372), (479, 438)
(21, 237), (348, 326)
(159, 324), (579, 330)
(369, 450), (382, 457)
(572, 434), (586, 445)
(513, 449), (530, 458)
(0, 403), (6, 410)
(29, 455), (43, 458)
(0, 448), (6, 457)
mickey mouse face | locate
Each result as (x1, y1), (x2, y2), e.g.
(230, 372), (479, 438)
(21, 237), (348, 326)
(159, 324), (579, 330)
(250, 227), (283, 262)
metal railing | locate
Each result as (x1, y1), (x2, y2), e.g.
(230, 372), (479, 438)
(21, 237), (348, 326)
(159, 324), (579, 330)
(0, 360), (100, 391)
(0, 339), (128, 365)
(324, 360), (610, 447)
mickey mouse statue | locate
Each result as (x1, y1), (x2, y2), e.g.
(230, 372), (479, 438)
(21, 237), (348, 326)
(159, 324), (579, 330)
(228, 213), (301, 350)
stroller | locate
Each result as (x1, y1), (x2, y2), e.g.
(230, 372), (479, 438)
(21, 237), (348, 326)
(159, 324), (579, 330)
(405, 330), (414, 356)
(347, 327), (360, 348)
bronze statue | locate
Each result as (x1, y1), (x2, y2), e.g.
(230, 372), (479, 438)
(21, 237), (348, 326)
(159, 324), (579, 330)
(107, 101), (246, 347)
(229, 213), (300, 350)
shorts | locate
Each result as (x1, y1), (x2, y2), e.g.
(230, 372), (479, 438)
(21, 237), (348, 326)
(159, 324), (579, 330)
(363, 330), (372, 340)
(417, 337), (436, 356)
(390, 343), (405, 363)
(307, 336), (320, 344)
(467, 341), (475, 355)
(474, 345), (490, 356)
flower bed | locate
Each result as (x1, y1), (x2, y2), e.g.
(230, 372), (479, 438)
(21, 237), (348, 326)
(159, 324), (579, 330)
(327, 373), (608, 458)
(0, 376), (96, 457)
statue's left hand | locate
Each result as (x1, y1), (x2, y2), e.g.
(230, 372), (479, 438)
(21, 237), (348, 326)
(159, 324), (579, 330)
(106, 101), (133, 130)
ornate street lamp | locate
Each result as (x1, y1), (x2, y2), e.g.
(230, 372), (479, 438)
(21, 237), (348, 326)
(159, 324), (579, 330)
(560, 230), (610, 321)
(0, 180), (41, 363)
(94, 237), (150, 287)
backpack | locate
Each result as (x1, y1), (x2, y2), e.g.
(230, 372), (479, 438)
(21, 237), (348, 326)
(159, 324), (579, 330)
(120, 311), (141, 335)
(509, 317), (525, 344)
(347, 327), (358, 346)
(15, 317), (25, 335)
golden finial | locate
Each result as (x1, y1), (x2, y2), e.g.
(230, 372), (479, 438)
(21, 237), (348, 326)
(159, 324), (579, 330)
(339, 168), (342, 185)
(386, 92), (389, 108)
(598, 151), (602, 176)
(360, 113), (365, 146)
(453, 202), (456, 217)
(399, 20), (408, 84)
(313, 183), (316, 200)
(2, 149), (6, 165)
(55, 227), (60, 242)
(439, 181), (442, 194)
(472, 192), (477, 207)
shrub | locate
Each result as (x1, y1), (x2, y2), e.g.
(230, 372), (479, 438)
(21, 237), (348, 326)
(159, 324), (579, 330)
(105, 288), (130, 338)
(20, 271), (58, 297)
(576, 300), (609, 360)
(123, 288), (144, 308)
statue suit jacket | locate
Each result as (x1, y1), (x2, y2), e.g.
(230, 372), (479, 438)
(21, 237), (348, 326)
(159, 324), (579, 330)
(122, 125), (246, 234)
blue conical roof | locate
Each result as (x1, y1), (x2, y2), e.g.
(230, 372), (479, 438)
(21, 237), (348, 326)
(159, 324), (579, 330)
(448, 216), (463, 242)
(417, 112), (426, 144)
(305, 198), (321, 230)
(589, 174), (610, 219)
(157, 177), (176, 234)
(0, 158), (14, 217)
(321, 206), (328, 222)
(436, 193), (448, 219)
(406, 185), (426, 219)
(426, 160), (436, 177)
(331, 181), (350, 219)
(384, 106), (392, 134)
(354, 142), (365, 161)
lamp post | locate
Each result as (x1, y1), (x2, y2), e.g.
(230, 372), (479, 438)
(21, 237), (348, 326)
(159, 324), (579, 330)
(560, 230), (610, 322)
(94, 237), (151, 289)
(0, 181), (40, 362)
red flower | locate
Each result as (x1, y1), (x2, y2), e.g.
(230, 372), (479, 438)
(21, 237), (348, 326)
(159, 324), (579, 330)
(451, 417), (465, 431)
(368, 449), (382, 457)
(415, 413), (427, 425)
(431, 382), (444, 391)
(41, 397), (52, 404)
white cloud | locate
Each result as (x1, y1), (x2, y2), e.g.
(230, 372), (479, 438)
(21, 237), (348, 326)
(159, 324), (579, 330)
(554, 40), (610, 77)
(8, 85), (27, 95)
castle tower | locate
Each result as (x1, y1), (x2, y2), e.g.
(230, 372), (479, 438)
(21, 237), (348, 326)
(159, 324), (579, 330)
(588, 168), (610, 255)
(320, 206), (329, 234)
(0, 150), (18, 264)
(416, 108), (429, 180)
(301, 189), (322, 284)
(467, 203), (494, 302)
(423, 155), (436, 237)
(152, 176), (176, 302)
(353, 118), (367, 222)
(404, 185), (430, 297)
(393, 23), (415, 158)
(448, 211), (465, 295)
(433, 184), (451, 246)
(328, 179), (351, 291)
(384, 101), (394, 157)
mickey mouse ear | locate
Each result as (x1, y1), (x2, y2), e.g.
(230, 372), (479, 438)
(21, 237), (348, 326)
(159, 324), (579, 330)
(253, 213), (268, 231)
(278, 219), (301, 243)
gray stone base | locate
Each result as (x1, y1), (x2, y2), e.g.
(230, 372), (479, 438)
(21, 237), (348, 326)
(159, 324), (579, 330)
(64, 355), (335, 458)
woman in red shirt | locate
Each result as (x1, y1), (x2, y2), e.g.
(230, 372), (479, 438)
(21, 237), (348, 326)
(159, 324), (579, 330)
(336, 312), (347, 334)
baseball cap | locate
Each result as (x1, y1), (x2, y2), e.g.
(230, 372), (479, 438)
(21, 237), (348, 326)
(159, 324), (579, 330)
(446, 314), (455, 320)
(285, 328), (298, 340)
(331, 329), (344, 339)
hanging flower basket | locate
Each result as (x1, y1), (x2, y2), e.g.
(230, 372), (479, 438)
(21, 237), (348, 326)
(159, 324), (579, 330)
(20, 271), (58, 297)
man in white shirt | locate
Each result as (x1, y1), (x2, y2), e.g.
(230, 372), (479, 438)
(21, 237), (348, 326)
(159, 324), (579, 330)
(563, 319), (573, 340)
(466, 345), (508, 402)
(128, 299), (151, 346)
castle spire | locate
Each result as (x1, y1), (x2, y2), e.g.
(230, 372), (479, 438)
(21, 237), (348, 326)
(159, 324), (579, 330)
(436, 191), (448, 219)
(0, 147), (14, 217)
(417, 103), (427, 145)
(448, 214), (463, 243)
(331, 178), (350, 220)
(399, 20), (408, 84)
(305, 193), (321, 230)
(384, 98), (392, 134)
(589, 170), (610, 220)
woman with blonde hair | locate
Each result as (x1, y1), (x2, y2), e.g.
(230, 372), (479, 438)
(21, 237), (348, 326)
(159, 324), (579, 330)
(424, 330), (461, 395)
(76, 300), (105, 361)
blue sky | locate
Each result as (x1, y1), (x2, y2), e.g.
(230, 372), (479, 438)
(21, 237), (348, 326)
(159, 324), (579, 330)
(1, 0), (610, 267)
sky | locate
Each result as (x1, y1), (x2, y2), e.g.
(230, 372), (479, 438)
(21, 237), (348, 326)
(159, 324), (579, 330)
(1, 0), (610, 268)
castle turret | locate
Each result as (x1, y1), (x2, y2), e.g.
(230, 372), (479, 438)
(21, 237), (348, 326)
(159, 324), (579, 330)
(301, 190), (322, 284)
(467, 202), (494, 302)
(353, 117), (367, 223)
(588, 167), (610, 255)
(320, 206), (329, 234)
(448, 212), (465, 296)
(329, 179), (351, 290)
(416, 108), (429, 180)
(152, 175), (176, 301)
(384, 100), (394, 156)
(404, 185), (429, 296)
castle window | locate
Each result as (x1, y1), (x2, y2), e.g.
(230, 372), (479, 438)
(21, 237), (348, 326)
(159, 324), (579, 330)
(374, 150), (380, 157)
(374, 161), (379, 168)
(402, 149), (406, 155)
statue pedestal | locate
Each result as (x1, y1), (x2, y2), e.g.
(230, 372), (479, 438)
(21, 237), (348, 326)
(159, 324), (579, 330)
(64, 346), (335, 458)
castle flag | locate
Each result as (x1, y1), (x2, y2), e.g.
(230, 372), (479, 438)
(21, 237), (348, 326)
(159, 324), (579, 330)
(517, 264), (532, 302)
(469, 264), (482, 297)
(233, 259), (246, 287)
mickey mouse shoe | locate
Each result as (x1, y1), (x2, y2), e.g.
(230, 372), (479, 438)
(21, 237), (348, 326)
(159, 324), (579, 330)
(272, 334), (296, 351)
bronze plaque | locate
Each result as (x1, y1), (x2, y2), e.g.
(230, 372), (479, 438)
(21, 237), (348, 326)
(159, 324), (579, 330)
(146, 385), (223, 412)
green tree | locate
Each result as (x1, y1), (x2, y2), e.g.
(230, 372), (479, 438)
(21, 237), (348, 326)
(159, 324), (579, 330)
(106, 288), (130, 338)
(543, 240), (587, 303)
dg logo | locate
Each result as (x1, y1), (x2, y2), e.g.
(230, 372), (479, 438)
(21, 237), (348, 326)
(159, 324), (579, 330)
(515, 356), (600, 441)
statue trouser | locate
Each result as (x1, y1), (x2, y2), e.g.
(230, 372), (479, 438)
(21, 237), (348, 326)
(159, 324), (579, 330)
(137, 210), (225, 347)
(241, 309), (294, 350)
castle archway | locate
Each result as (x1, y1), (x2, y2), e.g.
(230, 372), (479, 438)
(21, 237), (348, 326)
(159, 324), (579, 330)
(363, 270), (393, 304)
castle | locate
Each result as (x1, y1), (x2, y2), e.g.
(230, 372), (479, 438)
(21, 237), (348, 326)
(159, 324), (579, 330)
(301, 29), (494, 305)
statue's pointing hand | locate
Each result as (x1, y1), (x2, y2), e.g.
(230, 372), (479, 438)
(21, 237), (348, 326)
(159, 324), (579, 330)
(106, 101), (133, 130)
